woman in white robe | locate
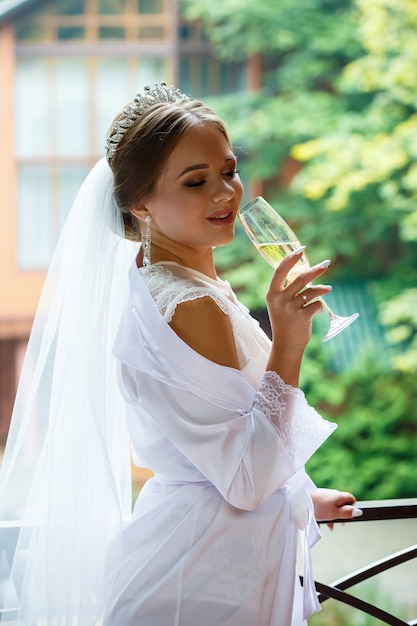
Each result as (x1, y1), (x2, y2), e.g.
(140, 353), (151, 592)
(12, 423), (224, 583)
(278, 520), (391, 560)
(0, 85), (362, 626)
(101, 87), (361, 625)
(104, 262), (332, 625)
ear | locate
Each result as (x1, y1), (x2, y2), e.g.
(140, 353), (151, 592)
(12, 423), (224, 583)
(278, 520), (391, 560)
(130, 201), (149, 221)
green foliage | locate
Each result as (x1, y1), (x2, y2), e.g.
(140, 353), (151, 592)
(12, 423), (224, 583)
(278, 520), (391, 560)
(305, 363), (417, 499)
(290, 0), (417, 370)
(181, 0), (360, 63)
(183, 0), (363, 183)
(379, 288), (417, 371)
(181, 0), (417, 499)
(182, 0), (417, 374)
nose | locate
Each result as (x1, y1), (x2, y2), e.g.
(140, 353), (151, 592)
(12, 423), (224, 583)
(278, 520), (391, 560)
(212, 177), (236, 204)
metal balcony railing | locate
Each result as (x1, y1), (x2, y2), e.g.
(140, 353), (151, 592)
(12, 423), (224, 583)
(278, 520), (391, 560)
(0, 499), (416, 624)
(301, 498), (417, 626)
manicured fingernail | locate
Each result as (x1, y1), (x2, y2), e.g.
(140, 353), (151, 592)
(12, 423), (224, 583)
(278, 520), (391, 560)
(293, 246), (306, 255)
(352, 508), (363, 518)
(314, 259), (331, 269)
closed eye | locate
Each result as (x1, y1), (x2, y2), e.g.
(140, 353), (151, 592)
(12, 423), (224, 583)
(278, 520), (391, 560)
(224, 169), (240, 179)
(184, 179), (205, 188)
(183, 167), (240, 188)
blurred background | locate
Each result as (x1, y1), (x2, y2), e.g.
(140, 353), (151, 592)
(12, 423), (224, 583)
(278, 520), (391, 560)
(0, 0), (416, 621)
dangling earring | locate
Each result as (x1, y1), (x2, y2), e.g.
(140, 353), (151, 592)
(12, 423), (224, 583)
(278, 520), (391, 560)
(142, 214), (152, 267)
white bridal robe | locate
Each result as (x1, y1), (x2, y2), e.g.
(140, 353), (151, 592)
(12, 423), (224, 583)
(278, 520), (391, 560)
(104, 261), (337, 626)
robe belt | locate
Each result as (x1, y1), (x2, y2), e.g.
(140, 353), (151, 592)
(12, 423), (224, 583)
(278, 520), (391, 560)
(153, 474), (212, 487)
(153, 471), (321, 619)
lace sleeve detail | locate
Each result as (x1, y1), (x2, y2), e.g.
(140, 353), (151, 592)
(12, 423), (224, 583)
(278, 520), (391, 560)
(140, 265), (231, 322)
(253, 371), (336, 469)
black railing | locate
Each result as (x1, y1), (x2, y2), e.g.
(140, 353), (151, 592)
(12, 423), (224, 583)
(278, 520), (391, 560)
(1, 499), (416, 623)
(302, 498), (417, 626)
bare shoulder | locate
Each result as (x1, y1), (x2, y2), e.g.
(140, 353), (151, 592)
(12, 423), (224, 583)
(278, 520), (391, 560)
(169, 295), (240, 369)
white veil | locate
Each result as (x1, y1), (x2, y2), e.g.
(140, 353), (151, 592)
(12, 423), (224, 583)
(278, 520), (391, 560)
(0, 157), (135, 623)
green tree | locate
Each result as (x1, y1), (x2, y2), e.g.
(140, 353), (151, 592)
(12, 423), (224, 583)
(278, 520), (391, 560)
(181, 0), (361, 180)
(180, 0), (417, 499)
(292, 0), (417, 371)
(182, 0), (417, 371)
(305, 361), (417, 500)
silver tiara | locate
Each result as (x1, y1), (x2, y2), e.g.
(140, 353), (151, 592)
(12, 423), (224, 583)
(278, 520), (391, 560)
(105, 82), (190, 161)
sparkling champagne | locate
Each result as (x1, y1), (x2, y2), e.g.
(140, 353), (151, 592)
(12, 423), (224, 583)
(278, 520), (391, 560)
(256, 242), (309, 282)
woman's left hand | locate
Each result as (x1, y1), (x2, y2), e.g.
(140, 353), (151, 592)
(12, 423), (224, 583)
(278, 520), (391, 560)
(311, 488), (363, 529)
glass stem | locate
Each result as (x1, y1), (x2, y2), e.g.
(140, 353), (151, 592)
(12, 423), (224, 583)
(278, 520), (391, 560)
(319, 296), (336, 320)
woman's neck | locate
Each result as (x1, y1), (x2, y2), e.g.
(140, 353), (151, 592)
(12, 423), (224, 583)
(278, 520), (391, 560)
(138, 242), (218, 280)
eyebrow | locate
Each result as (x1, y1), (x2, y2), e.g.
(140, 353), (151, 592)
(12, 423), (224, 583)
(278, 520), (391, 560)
(178, 155), (236, 178)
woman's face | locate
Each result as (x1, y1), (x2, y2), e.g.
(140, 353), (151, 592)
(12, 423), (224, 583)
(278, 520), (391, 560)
(141, 124), (243, 255)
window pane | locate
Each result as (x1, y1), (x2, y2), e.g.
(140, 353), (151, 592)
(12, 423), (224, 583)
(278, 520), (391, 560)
(220, 62), (247, 94)
(98, 0), (124, 14)
(15, 60), (50, 158)
(138, 26), (164, 39)
(95, 57), (166, 154)
(16, 16), (45, 41)
(17, 165), (89, 269)
(178, 21), (206, 43)
(57, 0), (85, 15)
(133, 57), (166, 91)
(199, 59), (209, 98)
(17, 166), (52, 269)
(179, 59), (190, 95)
(138, 0), (163, 14)
(15, 3), (49, 42)
(58, 166), (89, 229)
(57, 27), (85, 40)
(179, 58), (247, 98)
(95, 58), (131, 154)
(55, 59), (89, 157)
(99, 27), (125, 39)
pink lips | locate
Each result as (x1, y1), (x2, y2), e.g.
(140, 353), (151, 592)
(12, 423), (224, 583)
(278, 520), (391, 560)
(207, 210), (234, 225)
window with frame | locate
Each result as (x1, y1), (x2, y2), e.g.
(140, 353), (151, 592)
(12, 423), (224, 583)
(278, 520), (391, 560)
(14, 0), (247, 269)
(16, 0), (169, 42)
(15, 55), (166, 269)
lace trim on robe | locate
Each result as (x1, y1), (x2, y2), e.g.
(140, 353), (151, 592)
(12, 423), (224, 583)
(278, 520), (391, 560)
(253, 371), (337, 468)
(142, 265), (230, 322)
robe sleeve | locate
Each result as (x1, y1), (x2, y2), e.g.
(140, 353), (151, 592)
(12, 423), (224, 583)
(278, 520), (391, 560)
(113, 266), (336, 512)
(253, 371), (337, 470)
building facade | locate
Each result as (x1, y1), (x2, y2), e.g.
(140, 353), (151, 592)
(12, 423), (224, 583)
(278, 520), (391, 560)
(0, 0), (250, 437)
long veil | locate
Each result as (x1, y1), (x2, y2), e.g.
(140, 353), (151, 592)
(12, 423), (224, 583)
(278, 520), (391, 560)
(0, 157), (135, 623)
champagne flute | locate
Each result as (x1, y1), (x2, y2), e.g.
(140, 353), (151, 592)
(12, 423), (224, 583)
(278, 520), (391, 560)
(238, 196), (359, 342)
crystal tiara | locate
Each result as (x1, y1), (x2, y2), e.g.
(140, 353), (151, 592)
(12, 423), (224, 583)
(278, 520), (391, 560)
(105, 82), (190, 161)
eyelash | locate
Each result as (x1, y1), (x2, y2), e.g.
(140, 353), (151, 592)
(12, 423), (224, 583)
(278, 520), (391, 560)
(185, 170), (240, 188)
